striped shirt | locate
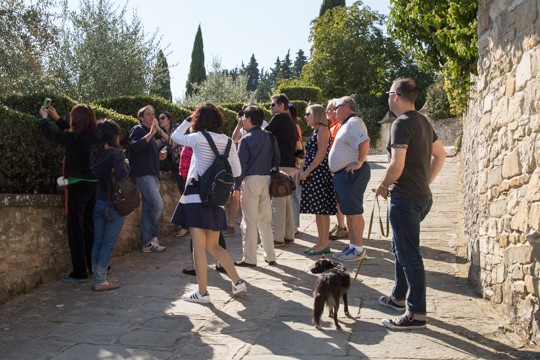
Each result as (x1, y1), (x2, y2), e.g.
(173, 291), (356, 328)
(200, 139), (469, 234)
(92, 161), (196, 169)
(171, 120), (241, 204)
(328, 115), (370, 173)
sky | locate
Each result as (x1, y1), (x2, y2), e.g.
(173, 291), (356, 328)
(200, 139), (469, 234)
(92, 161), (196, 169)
(65, 0), (391, 102)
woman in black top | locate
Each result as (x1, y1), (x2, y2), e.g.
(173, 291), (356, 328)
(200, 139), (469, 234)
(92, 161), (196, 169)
(39, 104), (98, 283)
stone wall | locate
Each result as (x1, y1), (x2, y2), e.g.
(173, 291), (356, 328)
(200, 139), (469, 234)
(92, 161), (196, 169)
(375, 116), (462, 155)
(462, 0), (540, 343)
(0, 174), (180, 303)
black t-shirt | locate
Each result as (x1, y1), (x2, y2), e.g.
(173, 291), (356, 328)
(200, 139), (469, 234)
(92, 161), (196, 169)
(265, 112), (297, 167)
(386, 111), (438, 200)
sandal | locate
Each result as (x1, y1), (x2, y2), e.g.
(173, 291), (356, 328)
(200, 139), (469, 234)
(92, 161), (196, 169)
(182, 267), (196, 276)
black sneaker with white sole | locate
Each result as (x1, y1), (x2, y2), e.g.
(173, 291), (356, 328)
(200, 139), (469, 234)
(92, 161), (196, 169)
(378, 295), (406, 312)
(382, 312), (427, 330)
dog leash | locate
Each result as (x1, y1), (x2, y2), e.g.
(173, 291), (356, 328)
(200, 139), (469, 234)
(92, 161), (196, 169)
(353, 195), (389, 282)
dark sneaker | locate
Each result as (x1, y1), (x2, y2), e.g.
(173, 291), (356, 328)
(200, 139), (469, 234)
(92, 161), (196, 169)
(378, 295), (406, 312)
(382, 313), (427, 330)
(274, 241), (285, 247)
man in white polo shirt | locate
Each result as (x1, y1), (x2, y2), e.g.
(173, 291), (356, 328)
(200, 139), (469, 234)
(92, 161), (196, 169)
(328, 96), (371, 261)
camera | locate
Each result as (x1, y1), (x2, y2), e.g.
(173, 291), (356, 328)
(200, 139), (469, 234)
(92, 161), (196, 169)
(237, 111), (244, 118)
(42, 98), (52, 109)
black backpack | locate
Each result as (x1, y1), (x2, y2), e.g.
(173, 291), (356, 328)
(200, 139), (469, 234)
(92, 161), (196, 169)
(198, 132), (234, 207)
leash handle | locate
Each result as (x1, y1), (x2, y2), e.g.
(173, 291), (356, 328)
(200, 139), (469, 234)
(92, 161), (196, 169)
(353, 195), (389, 282)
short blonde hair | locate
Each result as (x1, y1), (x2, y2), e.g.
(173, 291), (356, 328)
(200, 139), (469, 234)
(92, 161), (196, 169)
(307, 104), (327, 125)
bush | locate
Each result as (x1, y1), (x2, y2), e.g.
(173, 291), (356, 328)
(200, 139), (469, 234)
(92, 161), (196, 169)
(0, 104), (64, 194)
(94, 95), (193, 123)
(277, 86), (322, 104)
(425, 78), (453, 120)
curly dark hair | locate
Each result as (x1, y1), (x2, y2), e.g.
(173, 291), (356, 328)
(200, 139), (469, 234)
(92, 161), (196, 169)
(191, 102), (224, 133)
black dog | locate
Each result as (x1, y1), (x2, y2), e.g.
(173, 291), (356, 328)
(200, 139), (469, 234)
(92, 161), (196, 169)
(310, 255), (351, 330)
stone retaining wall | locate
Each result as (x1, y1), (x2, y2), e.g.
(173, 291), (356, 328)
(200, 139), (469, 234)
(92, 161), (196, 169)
(0, 174), (179, 303)
(462, 0), (540, 343)
(374, 116), (462, 155)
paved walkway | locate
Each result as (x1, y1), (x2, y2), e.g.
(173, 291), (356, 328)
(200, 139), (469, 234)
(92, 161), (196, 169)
(1, 154), (539, 359)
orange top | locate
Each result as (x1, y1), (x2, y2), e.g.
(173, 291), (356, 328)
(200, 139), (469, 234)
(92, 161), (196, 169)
(329, 121), (341, 148)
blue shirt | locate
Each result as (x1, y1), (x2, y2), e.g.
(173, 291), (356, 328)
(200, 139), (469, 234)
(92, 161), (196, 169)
(234, 126), (281, 189)
(128, 124), (160, 178)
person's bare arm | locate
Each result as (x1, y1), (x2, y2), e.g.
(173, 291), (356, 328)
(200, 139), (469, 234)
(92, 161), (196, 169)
(428, 139), (446, 184)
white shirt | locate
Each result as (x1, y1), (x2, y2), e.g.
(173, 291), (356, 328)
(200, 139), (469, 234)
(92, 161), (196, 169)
(328, 115), (370, 173)
(172, 120), (241, 204)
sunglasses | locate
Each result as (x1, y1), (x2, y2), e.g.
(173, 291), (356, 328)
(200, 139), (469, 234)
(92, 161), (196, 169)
(386, 91), (402, 96)
(334, 104), (344, 111)
(159, 115), (167, 120)
(270, 103), (277, 107)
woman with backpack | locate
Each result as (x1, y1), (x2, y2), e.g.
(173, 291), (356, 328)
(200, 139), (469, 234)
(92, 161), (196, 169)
(171, 102), (246, 304)
(89, 119), (130, 291)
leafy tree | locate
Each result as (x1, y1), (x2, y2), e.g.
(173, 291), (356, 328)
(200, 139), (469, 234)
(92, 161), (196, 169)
(319, 0), (346, 17)
(293, 49), (308, 78)
(149, 50), (172, 101)
(183, 57), (255, 106)
(302, 2), (433, 142)
(388, 0), (477, 114)
(0, 0), (60, 97)
(425, 76), (452, 119)
(243, 54), (260, 92)
(52, 0), (160, 102)
(185, 24), (207, 97)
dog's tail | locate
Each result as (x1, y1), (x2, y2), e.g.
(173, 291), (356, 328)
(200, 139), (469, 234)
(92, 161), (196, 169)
(313, 291), (325, 326)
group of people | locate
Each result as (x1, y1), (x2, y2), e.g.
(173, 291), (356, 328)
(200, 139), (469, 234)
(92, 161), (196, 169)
(38, 76), (446, 330)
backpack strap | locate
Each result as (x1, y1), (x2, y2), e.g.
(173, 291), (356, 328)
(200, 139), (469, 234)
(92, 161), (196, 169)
(202, 131), (232, 158)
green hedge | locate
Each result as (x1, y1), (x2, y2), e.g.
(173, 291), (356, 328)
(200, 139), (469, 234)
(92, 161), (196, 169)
(0, 104), (64, 194)
(0, 94), (311, 194)
(277, 86), (322, 104)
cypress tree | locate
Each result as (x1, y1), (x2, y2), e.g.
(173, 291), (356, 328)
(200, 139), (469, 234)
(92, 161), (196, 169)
(185, 24), (207, 97)
(293, 49), (307, 78)
(149, 49), (172, 101)
(319, 0), (346, 17)
(244, 54), (260, 91)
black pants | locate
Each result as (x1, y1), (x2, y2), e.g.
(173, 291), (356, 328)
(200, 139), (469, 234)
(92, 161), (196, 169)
(66, 181), (96, 279)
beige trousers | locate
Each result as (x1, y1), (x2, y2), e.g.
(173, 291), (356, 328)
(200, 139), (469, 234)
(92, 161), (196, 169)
(271, 166), (296, 242)
(240, 175), (275, 264)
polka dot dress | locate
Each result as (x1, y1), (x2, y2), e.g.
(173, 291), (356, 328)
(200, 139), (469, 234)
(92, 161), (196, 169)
(300, 127), (337, 215)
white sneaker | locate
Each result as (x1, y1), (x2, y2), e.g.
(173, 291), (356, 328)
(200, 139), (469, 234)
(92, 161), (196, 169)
(336, 246), (366, 262)
(333, 244), (352, 259)
(182, 290), (210, 304)
(232, 280), (247, 295)
(141, 237), (166, 252)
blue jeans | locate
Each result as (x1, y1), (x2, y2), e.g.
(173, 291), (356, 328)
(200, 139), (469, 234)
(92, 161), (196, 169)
(389, 195), (433, 315)
(92, 200), (125, 283)
(136, 175), (163, 247)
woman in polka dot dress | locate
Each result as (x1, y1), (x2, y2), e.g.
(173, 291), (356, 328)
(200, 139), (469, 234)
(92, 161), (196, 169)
(299, 104), (337, 255)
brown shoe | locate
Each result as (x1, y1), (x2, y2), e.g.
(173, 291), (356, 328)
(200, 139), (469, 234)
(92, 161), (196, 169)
(93, 280), (121, 291)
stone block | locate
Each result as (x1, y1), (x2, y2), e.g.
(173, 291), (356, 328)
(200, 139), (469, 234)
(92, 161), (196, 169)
(505, 244), (534, 265)
(514, 281), (526, 294)
(506, 76), (516, 96)
(511, 201), (529, 231)
(510, 264), (525, 280)
(525, 275), (535, 295)
(529, 202), (540, 229)
(516, 52), (532, 92)
(489, 198), (507, 217)
(488, 165), (502, 189)
(502, 149), (522, 178)
(499, 233), (510, 248)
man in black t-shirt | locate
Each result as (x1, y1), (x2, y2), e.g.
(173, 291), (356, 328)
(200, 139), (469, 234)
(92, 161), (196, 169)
(265, 93), (297, 246)
(375, 78), (446, 330)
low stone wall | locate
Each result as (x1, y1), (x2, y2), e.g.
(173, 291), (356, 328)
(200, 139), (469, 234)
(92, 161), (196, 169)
(373, 116), (462, 155)
(462, 0), (540, 343)
(0, 174), (179, 303)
